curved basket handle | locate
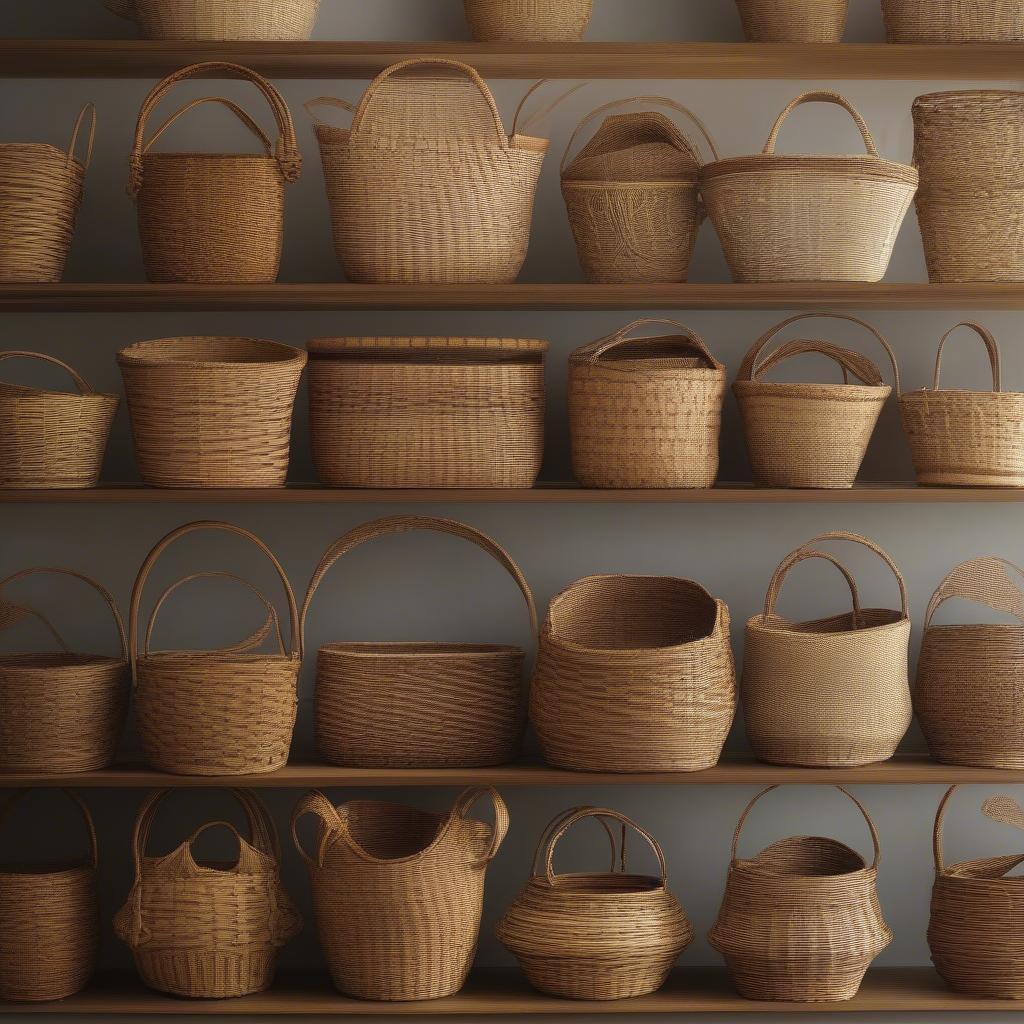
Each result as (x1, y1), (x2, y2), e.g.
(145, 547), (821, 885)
(925, 557), (1024, 628)
(933, 786), (1024, 874)
(581, 318), (722, 369)
(932, 321), (1001, 393)
(290, 789), (347, 868)
(304, 95), (356, 125)
(764, 90), (879, 157)
(67, 102), (97, 171)
(184, 819), (247, 859)
(762, 549), (864, 627)
(751, 341), (885, 387)
(0, 788), (98, 868)
(451, 785), (509, 865)
(141, 96), (274, 158)
(511, 79), (586, 139)
(529, 806), (624, 877)
(0, 351), (96, 396)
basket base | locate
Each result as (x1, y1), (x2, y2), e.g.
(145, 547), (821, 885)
(750, 738), (898, 769)
(134, 950), (277, 999)
(518, 956), (673, 1001)
(725, 958), (868, 1003)
(915, 474), (1024, 488)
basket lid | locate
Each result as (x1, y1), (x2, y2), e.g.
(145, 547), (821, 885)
(308, 336), (548, 364)
(564, 112), (702, 182)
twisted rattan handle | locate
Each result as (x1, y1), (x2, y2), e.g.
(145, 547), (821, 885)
(762, 549), (864, 626)
(67, 102), (97, 170)
(583, 318), (721, 369)
(141, 96), (275, 157)
(0, 351), (95, 395)
(451, 785), (510, 865)
(0, 788), (98, 869)
(764, 90), (879, 157)
(933, 786), (1024, 874)
(291, 789), (346, 868)
(925, 557), (1024, 628)
(529, 806), (624, 877)
(932, 321), (1001, 393)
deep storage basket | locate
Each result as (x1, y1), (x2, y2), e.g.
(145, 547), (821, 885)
(0, 789), (98, 1002)
(742, 531), (913, 767)
(568, 318), (726, 489)
(306, 59), (548, 284)
(292, 786), (508, 1001)
(882, 1), (1024, 41)
(701, 91), (917, 282)
(307, 337), (547, 489)
(118, 335), (305, 488)
(710, 785), (892, 1003)
(129, 61), (301, 283)
(464, 0), (592, 40)
(496, 806), (693, 1000)
(301, 515), (536, 768)
(734, 313), (899, 489)
(104, 0), (321, 40)
(114, 788), (301, 999)
(531, 573), (736, 772)
(0, 103), (94, 283)
(735, 0), (848, 41)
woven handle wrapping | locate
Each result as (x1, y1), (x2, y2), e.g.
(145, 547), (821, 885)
(762, 549), (865, 626)
(67, 103), (97, 170)
(925, 557), (1024, 628)
(0, 351), (97, 396)
(763, 90), (879, 157)
(0, 789), (98, 869)
(581, 318), (723, 369)
(529, 806), (624, 877)
(931, 322), (1001, 393)
(933, 786), (1024, 875)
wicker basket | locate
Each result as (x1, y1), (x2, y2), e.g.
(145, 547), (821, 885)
(118, 336), (305, 489)
(129, 62), (301, 283)
(710, 785), (892, 1003)
(735, 0), (848, 41)
(464, 0), (592, 40)
(0, 789), (98, 1002)
(301, 515), (536, 768)
(912, 91), (1024, 283)
(531, 573), (736, 772)
(104, 0), (321, 39)
(307, 337), (547, 489)
(900, 322), (1024, 487)
(561, 97), (718, 284)
(497, 806), (693, 1000)
(0, 351), (117, 489)
(734, 313), (900, 489)
(306, 59), (547, 284)
(742, 531), (913, 767)
(569, 318), (726, 489)
(701, 91), (917, 282)
(882, 1), (1024, 41)
(0, 103), (94, 283)
(114, 788), (301, 999)
(292, 786), (508, 1001)
(130, 521), (301, 776)
(0, 567), (128, 773)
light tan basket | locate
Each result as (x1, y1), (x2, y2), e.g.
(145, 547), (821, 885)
(464, 0), (592, 40)
(742, 532), (913, 767)
(701, 91), (917, 282)
(0, 104), (94, 283)
(292, 786), (508, 1001)
(104, 0), (321, 40)
(129, 62), (301, 283)
(497, 806), (693, 1000)
(306, 337), (547, 489)
(0, 789), (98, 1002)
(734, 313), (899, 489)
(531, 573), (736, 772)
(710, 785), (892, 1003)
(900, 322), (1024, 487)
(306, 60), (548, 284)
(882, 1), (1024, 41)
(569, 318), (726, 489)
(735, 0), (848, 41)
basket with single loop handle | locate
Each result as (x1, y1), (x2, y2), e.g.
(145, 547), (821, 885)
(882, 1), (1024, 41)
(463, 0), (592, 41)
(104, 0), (321, 40)
(735, 0), (847, 41)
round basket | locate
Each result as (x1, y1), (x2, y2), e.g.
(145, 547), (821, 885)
(104, 0), (321, 40)
(701, 91), (918, 282)
(569, 318), (726, 488)
(882, 1), (1024, 41)
(710, 785), (892, 1003)
(742, 531), (913, 767)
(463, 0), (592, 41)
(735, 0), (848, 41)
(733, 313), (899, 489)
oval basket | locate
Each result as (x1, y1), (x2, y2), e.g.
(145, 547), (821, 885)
(882, 1), (1024, 41)
(735, 0), (848, 41)
(464, 0), (592, 41)
(104, 0), (321, 40)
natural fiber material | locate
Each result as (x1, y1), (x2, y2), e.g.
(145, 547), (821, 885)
(130, 521), (301, 776)
(497, 807), (692, 1000)
(0, 568), (128, 773)
(735, 0), (847, 41)
(306, 337), (547, 489)
(912, 91), (1024, 283)
(899, 322), (1024, 487)
(742, 532), (913, 767)
(0, 789), (98, 1002)
(882, 1), (1024, 41)
(307, 60), (547, 284)
(0, 351), (117, 489)
(733, 313), (899, 489)
(710, 786), (892, 1003)
(118, 335), (305, 489)
(302, 515), (536, 768)
(114, 789), (301, 999)
(293, 786), (508, 1001)
(702, 91), (917, 282)
(104, 0), (321, 40)
(569, 318), (726, 489)
(531, 574), (736, 772)
(129, 62), (301, 283)
(464, 0), (592, 40)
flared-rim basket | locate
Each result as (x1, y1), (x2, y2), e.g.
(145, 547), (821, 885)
(118, 335), (304, 369)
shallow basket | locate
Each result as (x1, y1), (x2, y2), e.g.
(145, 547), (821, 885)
(104, 0), (321, 40)
(464, 0), (592, 40)
(735, 0), (848, 41)
(882, 1), (1024, 41)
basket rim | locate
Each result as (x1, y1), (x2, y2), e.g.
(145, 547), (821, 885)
(914, 88), (1024, 106)
(901, 388), (1024, 400)
(561, 176), (698, 189)
(140, 151), (282, 162)
(118, 336), (306, 368)
(526, 870), (671, 895)
(734, 380), (890, 398)
(0, 651), (125, 669)
(136, 650), (300, 664)
(307, 337), (549, 354)
(0, 383), (119, 403)
(702, 153), (919, 185)
(746, 607), (908, 637)
(317, 641), (524, 657)
(0, 861), (94, 880)
(0, 141), (87, 172)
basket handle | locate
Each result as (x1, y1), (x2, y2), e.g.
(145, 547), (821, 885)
(763, 90), (879, 157)
(511, 79), (586, 139)
(762, 549), (865, 627)
(933, 786), (1024, 874)
(450, 785), (510, 865)
(0, 350), (96, 396)
(141, 96), (275, 158)
(925, 557), (1024, 628)
(291, 789), (347, 869)
(0, 788), (98, 869)
(932, 321), (1001, 393)
(584, 317), (722, 369)
(67, 102), (97, 170)
(529, 806), (625, 877)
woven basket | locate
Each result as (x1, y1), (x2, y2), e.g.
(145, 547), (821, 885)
(0, 567), (128, 773)
(129, 62), (301, 283)
(742, 531), (913, 767)
(0, 103), (94, 283)
(464, 0), (592, 40)
(882, 1), (1024, 41)
(734, 313), (900, 489)
(561, 97), (718, 284)
(569, 318), (726, 489)
(0, 789), (98, 1002)
(710, 785), (892, 1003)
(0, 351), (117, 489)
(306, 60), (547, 284)
(292, 786), (508, 1001)
(702, 91), (918, 282)
(735, 0), (848, 41)
(104, 0), (321, 39)
(497, 806), (693, 1000)
(114, 788), (301, 999)
(900, 322), (1024, 487)
(912, 91), (1024, 283)
(307, 337), (547, 489)
(118, 336), (305, 489)
(130, 521), (301, 776)
(531, 573), (736, 772)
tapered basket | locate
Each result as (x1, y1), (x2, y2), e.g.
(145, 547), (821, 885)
(882, 1), (1024, 41)
(735, 0), (847, 41)
(464, 0), (592, 40)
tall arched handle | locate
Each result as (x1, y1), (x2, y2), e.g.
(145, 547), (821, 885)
(67, 102), (97, 170)
(763, 91), (878, 157)
(933, 786), (1024, 875)
(0, 788), (98, 869)
(578, 318), (722, 369)
(925, 557), (1024, 628)
(0, 351), (97, 396)
(141, 96), (275, 158)
(762, 549), (864, 627)
(290, 789), (346, 869)
(931, 322), (1001, 393)
(529, 806), (624, 877)
(451, 785), (509, 865)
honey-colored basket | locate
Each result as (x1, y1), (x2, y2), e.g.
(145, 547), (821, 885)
(735, 0), (848, 41)
(104, 0), (321, 40)
(882, 1), (1024, 41)
(464, 0), (592, 41)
